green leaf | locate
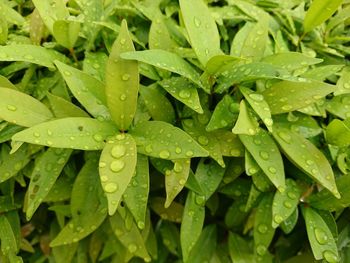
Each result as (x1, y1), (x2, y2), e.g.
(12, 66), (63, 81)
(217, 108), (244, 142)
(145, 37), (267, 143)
(120, 50), (202, 87)
(109, 207), (151, 261)
(0, 44), (65, 69)
(47, 93), (89, 118)
(272, 179), (302, 228)
(12, 117), (117, 150)
(0, 88), (53, 127)
(25, 148), (72, 220)
(187, 225), (217, 263)
(150, 197), (183, 223)
(240, 86), (273, 132)
(261, 52), (323, 70)
(232, 100), (260, 136)
(179, 0), (221, 66)
(181, 191), (205, 263)
(228, 232), (254, 263)
(308, 175), (350, 212)
(0, 2), (25, 26)
(53, 20), (80, 49)
(254, 193), (275, 258)
(123, 154), (149, 230)
(50, 159), (108, 247)
(326, 94), (350, 119)
(99, 133), (137, 215)
(165, 159), (191, 208)
(212, 129), (244, 157)
(139, 84), (175, 123)
(304, 0), (343, 33)
(303, 207), (339, 262)
(272, 125), (340, 198)
(262, 80), (337, 114)
(158, 77), (203, 114)
(335, 67), (350, 96)
(149, 14), (175, 51)
(280, 208), (299, 234)
(130, 121), (208, 159)
(55, 60), (110, 120)
(0, 215), (18, 255)
(326, 119), (350, 147)
(159, 220), (180, 256)
(105, 20), (139, 131)
(239, 129), (285, 191)
(0, 15), (8, 45)
(206, 95), (239, 131)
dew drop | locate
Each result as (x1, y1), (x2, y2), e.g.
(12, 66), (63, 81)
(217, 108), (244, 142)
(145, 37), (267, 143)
(7, 105), (17, 111)
(268, 166), (277, 174)
(258, 224), (268, 234)
(323, 250), (338, 263)
(128, 243), (137, 253)
(120, 38), (126, 45)
(264, 118), (273, 126)
(120, 94), (127, 101)
(159, 150), (170, 159)
(110, 160), (125, 172)
(104, 183), (118, 193)
(306, 159), (314, 165)
(195, 195), (206, 206)
(137, 221), (145, 229)
(283, 201), (292, 208)
(259, 151), (270, 160)
(248, 128), (256, 135)
(273, 214), (283, 224)
(64, 71), (71, 76)
(314, 228), (328, 245)
(145, 144), (153, 153)
(256, 244), (266, 256)
(175, 147), (182, 154)
(111, 145), (126, 158)
(186, 151), (194, 157)
(99, 162), (106, 168)
(194, 17), (201, 27)
(254, 138), (262, 145)
(179, 89), (191, 99)
(93, 134), (103, 142)
(174, 163), (183, 173)
(33, 132), (40, 138)
(198, 135), (209, 145)
(278, 131), (292, 143)
(282, 105), (293, 111)
(179, 179), (186, 185)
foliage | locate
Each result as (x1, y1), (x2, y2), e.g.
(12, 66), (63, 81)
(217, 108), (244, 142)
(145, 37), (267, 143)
(0, 0), (350, 262)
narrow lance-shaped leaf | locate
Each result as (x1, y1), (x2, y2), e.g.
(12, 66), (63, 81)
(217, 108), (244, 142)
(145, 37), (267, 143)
(105, 20), (139, 131)
(150, 197), (183, 223)
(262, 52), (323, 70)
(272, 125), (340, 198)
(12, 117), (117, 150)
(123, 154), (149, 230)
(181, 191), (205, 263)
(304, 0), (343, 33)
(262, 80), (337, 114)
(25, 148), (72, 220)
(325, 119), (350, 147)
(0, 14), (8, 45)
(228, 232), (254, 263)
(302, 207), (339, 262)
(232, 100), (259, 136)
(120, 50), (202, 87)
(239, 129), (285, 191)
(165, 159), (191, 208)
(50, 158), (108, 247)
(179, 0), (221, 66)
(0, 88), (53, 127)
(149, 14), (175, 51)
(109, 207), (151, 261)
(280, 208), (299, 234)
(99, 133), (137, 215)
(53, 20), (80, 49)
(272, 179), (302, 228)
(46, 93), (89, 118)
(158, 77), (203, 114)
(0, 215), (19, 256)
(55, 60), (110, 120)
(130, 121), (209, 160)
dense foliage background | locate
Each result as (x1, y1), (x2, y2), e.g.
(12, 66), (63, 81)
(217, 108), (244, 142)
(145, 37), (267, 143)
(0, 0), (350, 262)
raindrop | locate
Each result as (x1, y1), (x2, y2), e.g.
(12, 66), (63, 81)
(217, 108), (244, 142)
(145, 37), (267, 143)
(273, 214), (283, 224)
(268, 166), (277, 174)
(99, 162), (106, 168)
(159, 150), (170, 159)
(120, 94), (127, 101)
(174, 163), (183, 173)
(120, 38), (126, 45)
(179, 89), (191, 99)
(287, 191), (297, 199)
(323, 250), (338, 263)
(122, 74), (130, 81)
(186, 151), (194, 157)
(137, 221), (145, 229)
(259, 151), (270, 160)
(256, 244), (267, 256)
(258, 224), (268, 234)
(314, 228), (328, 245)
(195, 195), (206, 206)
(282, 105), (293, 111)
(283, 201), (292, 208)
(64, 71), (71, 76)
(110, 160), (125, 172)
(104, 182), (118, 193)
(249, 94), (264, 102)
(128, 243), (137, 253)
(7, 105), (17, 111)
(111, 145), (126, 158)
(198, 135), (209, 145)
(93, 134), (103, 142)
(264, 118), (273, 126)
(33, 132), (40, 138)
(306, 159), (314, 165)
(175, 147), (182, 154)
(194, 17), (201, 27)
(254, 138), (262, 145)
(278, 131), (291, 143)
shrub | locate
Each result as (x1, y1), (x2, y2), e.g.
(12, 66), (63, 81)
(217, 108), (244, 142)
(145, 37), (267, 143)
(0, 0), (349, 262)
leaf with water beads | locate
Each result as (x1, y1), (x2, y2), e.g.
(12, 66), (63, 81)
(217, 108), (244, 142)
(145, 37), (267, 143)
(109, 207), (151, 261)
(326, 119), (350, 147)
(46, 93), (89, 118)
(239, 129), (285, 191)
(50, 159), (108, 247)
(165, 159), (191, 208)
(0, 44), (66, 69)
(262, 80), (337, 114)
(149, 14), (175, 51)
(240, 86), (273, 132)
(105, 20), (139, 131)
(0, 215), (18, 256)
(130, 120), (208, 160)
(55, 60), (110, 121)
(212, 129), (244, 157)
(25, 148), (72, 220)
(123, 154), (149, 230)
(272, 179), (302, 228)
(228, 232), (255, 263)
(280, 208), (299, 234)
(158, 77), (203, 114)
(150, 197), (183, 223)
(225, 199), (249, 228)
(0, 15), (7, 45)
(335, 67), (350, 96)
(139, 84), (175, 124)
(99, 133), (137, 216)
(206, 95), (239, 131)
(180, 191), (205, 263)
(254, 193), (275, 259)
(232, 100), (260, 136)
(53, 20), (80, 49)
(302, 207), (339, 262)
(272, 125), (340, 198)
(179, 0), (221, 66)
(12, 117), (117, 150)
(120, 50), (202, 87)
(325, 95), (350, 120)
(0, 88), (53, 127)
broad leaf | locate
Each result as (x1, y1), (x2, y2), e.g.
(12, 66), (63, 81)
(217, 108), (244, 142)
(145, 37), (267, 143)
(326, 119), (350, 147)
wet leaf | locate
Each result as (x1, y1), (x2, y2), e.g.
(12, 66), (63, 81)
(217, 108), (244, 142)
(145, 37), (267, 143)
(150, 197), (183, 223)
(326, 119), (350, 147)
(272, 125), (340, 198)
(12, 117), (117, 150)
(232, 100), (260, 136)
(105, 20), (139, 131)
(261, 52), (323, 70)
(280, 208), (299, 234)
(130, 121), (208, 159)
(47, 93), (89, 118)
(99, 133), (137, 215)
(0, 88), (53, 127)
(228, 232), (254, 263)
(53, 20), (81, 49)
(0, 215), (18, 255)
